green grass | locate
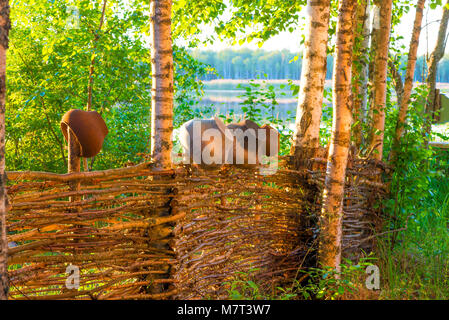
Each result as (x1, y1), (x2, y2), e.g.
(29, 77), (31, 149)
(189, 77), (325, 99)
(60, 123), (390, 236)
(378, 175), (449, 299)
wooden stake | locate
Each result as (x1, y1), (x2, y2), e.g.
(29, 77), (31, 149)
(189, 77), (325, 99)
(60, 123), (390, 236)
(83, 158), (89, 172)
(67, 127), (81, 201)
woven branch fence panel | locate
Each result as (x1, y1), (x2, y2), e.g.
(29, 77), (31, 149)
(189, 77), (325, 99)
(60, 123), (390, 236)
(6, 163), (180, 300)
(173, 164), (315, 299)
(4, 157), (386, 300)
(308, 157), (388, 260)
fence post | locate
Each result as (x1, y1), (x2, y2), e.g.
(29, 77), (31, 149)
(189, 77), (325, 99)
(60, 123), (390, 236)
(66, 126), (83, 260)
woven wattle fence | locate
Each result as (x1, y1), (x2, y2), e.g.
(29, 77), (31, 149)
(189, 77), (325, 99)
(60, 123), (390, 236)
(6, 163), (179, 299)
(5, 156), (386, 299)
(309, 157), (388, 260)
(173, 164), (314, 299)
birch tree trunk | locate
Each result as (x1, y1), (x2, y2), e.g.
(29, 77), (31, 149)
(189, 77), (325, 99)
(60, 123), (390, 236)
(369, 0), (392, 160)
(150, 0), (174, 169)
(367, 2), (380, 127)
(148, 0), (174, 295)
(0, 0), (10, 301)
(425, 0), (449, 139)
(389, 59), (404, 105)
(390, 0), (426, 162)
(319, 0), (355, 271)
(291, 0), (331, 162)
(352, 0), (370, 149)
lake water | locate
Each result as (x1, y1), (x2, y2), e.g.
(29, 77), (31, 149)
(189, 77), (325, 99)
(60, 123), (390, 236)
(193, 80), (333, 129)
(190, 80), (449, 142)
(196, 88), (299, 125)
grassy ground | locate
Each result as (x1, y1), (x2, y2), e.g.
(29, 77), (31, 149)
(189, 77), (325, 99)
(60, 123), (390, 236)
(377, 174), (449, 299)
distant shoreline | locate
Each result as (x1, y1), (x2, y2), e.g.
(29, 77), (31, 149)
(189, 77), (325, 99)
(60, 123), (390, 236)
(205, 79), (303, 84)
(203, 79), (449, 90)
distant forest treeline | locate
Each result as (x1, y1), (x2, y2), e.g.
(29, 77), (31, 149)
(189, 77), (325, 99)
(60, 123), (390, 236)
(191, 48), (449, 83)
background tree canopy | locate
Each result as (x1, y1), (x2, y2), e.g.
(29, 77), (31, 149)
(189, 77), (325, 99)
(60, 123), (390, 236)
(7, 0), (449, 173)
(191, 48), (449, 83)
(7, 0), (209, 172)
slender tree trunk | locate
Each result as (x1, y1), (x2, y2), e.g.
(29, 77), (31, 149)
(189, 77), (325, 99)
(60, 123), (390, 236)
(148, 0), (174, 295)
(367, 2), (380, 128)
(84, 0), (107, 172)
(352, 0), (370, 149)
(291, 0), (331, 162)
(0, 0), (10, 301)
(389, 0), (426, 162)
(369, 0), (392, 160)
(319, 0), (356, 271)
(86, 0), (107, 112)
(150, 0), (174, 169)
(425, 0), (449, 139)
(389, 59), (404, 105)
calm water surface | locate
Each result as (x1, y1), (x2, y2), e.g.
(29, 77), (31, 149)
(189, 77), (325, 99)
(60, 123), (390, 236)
(196, 89), (298, 125)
